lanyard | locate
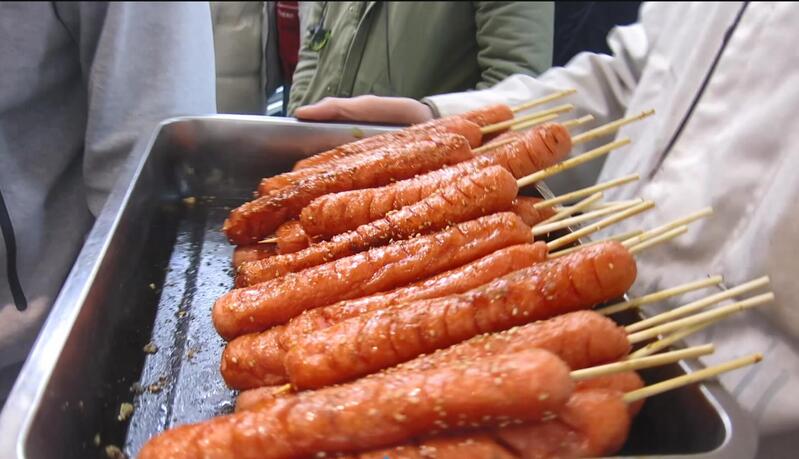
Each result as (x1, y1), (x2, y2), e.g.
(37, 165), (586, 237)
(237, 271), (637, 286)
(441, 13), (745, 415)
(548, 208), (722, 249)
(308, 2), (331, 51)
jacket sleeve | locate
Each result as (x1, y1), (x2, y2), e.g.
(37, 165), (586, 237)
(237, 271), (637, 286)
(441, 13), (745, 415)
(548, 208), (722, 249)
(427, 3), (656, 129)
(287, 1), (323, 114)
(472, 1), (554, 88)
(56, 2), (217, 216)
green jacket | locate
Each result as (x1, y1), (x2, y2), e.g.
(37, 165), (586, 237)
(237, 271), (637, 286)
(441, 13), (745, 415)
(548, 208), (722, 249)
(288, 1), (554, 114)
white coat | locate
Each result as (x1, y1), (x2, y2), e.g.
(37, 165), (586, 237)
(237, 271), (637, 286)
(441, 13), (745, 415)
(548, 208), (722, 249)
(427, 2), (799, 456)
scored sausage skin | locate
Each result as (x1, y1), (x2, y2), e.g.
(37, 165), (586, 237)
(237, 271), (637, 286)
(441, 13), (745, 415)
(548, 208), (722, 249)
(292, 115), (484, 172)
(495, 389), (632, 459)
(235, 165), (519, 286)
(301, 122), (571, 239)
(339, 435), (517, 459)
(213, 212), (533, 340)
(233, 310), (631, 407)
(284, 241), (636, 389)
(232, 244), (277, 270)
(221, 243), (549, 390)
(224, 133), (474, 245)
(139, 350), (573, 459)
(274, 220), (312, 254)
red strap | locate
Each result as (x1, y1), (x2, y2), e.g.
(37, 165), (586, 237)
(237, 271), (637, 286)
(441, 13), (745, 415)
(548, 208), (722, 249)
(276, 1), (300, 83)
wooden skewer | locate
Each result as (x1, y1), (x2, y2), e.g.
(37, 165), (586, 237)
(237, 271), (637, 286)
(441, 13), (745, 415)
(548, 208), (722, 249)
(272, 383), (293, 395)
(511, 89), (577, 113)
(623, 354), (763, 403)
(537, 192), (604, 226)
(627, 292), (775, 344)
(628, 225), (688, 254)
(597, 275), (724, 316)
(570, 344), (714, 381)
(546, 200), (655, 251)
(482, 104), (574, 135)
(627, 320), (716, 359)
(562, 115), (595, 130)
(626, 276), (771, 333)
(260, 237), (278, 244)
(571, 109), (655, 145)
(621, 208), (714, 249)
(472, 138), (516, 154)
(517, 138), (632, 189)
(547, 229), (644, 259)
(534, 174), (640, 209)
(510, 113), (561, 132)
(514, 113), (595, 133)
(533, 200), (642, 236)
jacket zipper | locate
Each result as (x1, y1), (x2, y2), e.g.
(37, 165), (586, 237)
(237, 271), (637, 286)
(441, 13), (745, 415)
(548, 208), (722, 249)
(0, 189), (27, 311)
(648, 1), (750, 179)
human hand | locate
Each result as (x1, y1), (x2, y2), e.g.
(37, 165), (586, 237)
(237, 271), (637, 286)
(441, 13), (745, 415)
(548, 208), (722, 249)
(294, 95), (434, 125)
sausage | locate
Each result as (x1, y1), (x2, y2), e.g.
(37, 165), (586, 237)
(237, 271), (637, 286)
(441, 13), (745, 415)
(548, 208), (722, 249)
(272, 197), (551, 259)
(495, 389), (632, 459)
(275, 220), (312, 254)
(574, 371), (645, 417)
(300, 122), (571, 239)
(350, 387), (635, 459)
(234, 378), (637, 458)
(511, 196), (554, 227)
(460, 104), (515, 128)
(284, 241), (636, 389)
(232, 244), (277, 270)
(292, 116), (484, 172)
(254, 307), (629, 396)
(214, 212), (533, 339)
(232, 308), (628, 404)
(236, 378), (641, 458)
(390, 310), (631, 376)
(138, 350), (574, 459)
(341, 435), (517, 459)
(222, 243), (548, 390)
(263, 118), (482, 196)
(236, 166), (519, 286)
(224, 134), (474, 245)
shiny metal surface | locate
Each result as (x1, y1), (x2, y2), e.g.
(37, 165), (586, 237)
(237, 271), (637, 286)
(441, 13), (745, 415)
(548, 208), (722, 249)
(0, 115), (758, 459)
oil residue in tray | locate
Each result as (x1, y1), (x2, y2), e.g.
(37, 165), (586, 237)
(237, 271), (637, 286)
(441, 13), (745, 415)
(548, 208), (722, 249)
(125, 199), (238, 457)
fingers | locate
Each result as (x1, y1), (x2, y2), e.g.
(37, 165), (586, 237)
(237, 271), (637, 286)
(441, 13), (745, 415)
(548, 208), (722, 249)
(295, 96), (434, 125)
(294, 97), (346, 121)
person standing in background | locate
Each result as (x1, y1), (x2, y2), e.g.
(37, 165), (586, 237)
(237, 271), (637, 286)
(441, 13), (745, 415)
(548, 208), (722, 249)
(211, 1), (303, 115)
(288, 1), (554, 115)
(211, 2), (268, 114)
(0, 1), (216, 408)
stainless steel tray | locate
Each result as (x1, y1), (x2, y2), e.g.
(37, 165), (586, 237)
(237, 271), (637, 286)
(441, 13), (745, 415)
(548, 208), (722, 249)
(0, 115), (758, 459)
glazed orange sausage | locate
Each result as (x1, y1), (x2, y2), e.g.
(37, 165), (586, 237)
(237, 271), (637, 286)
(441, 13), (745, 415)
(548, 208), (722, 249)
(232, 309), (630, 402)
(139, 350), (573, 459)
(494, 388), (633, 459)
(224, 133), (474, 245)
(300, 122), (571, 239)
(291, 115), (485, 172)
(232, 244), (278, 270)
(274, 220), (312, 254)
(221, 243), (549, 390)
(235, 166), (519, 286)
(213, 213), (533, 339)
(283, 242), (636, 389)
(350, 386), (638, 459)
(274, 195), (553, 253)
